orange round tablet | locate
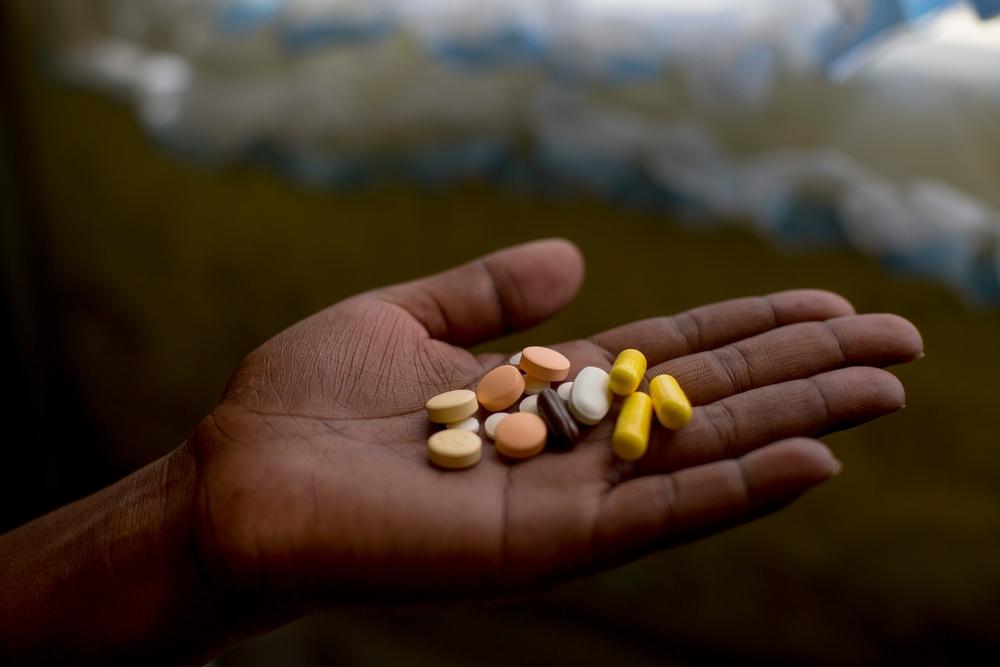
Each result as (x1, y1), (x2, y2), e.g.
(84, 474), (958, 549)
(477, 365), (525, 411)
(494, 412), (547, 459)
(519, 346), (571, 382)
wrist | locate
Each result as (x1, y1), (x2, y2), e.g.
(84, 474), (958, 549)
(0, 439), (242, 665)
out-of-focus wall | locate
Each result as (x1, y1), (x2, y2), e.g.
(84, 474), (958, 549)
(3, 2), (1000, 665)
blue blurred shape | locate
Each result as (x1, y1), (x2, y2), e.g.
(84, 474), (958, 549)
(821, 0), (957, 76)
(428, 26), (544, 68)
(217, 0), (284, 35)
(774, 198), (849, 248)
(280, 15), (393, 51)
(970, 0), (1000, 18)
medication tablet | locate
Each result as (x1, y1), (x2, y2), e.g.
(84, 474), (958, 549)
(509, 351), (522, 366)
(494, 412), (547, 459)
(425, 389), (478, 424)
(612, 392), (653, 461)
(609, 349), (647, 396)
(428, 430), (482, 470)
(484, 412), (509, 440)
(477, 365), (525, 412)
(523, 374), (550, 395)
(649, 374), (693, 430)
(520, 346), (571, 382)
(568, 367), (613, 425)
(537, 388), (580, 448)
(519, 394), (539, 415)
(447, 416), (480, 433)
(556, 381), (573, 401)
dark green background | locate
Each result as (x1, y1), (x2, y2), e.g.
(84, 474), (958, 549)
(2, 3), (998, 664)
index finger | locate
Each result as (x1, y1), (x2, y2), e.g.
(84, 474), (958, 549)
(589, 289), (856, 366)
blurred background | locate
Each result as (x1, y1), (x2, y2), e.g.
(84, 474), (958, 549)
(2, 0), (1000, 664)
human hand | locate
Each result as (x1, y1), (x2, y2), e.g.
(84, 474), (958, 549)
(190, 239), (923, 615)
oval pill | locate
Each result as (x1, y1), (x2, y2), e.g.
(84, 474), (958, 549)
(425, 389), (478, 424)
(428, 430), (482, 469)
(609, 349), (647, 396)
(537, 388), (580, 448)
(650, 374), (693, 429)
(556, 381), (573, 401)
(523, 374), (550, 395)
(509, 351), (522, 366)
(477, 365), (526, 411)
(494, 412), (547, 459)
(447, 416), (480, 433)
(520, 346), (571, 382)
(612, 391), (653, 461)
(519, 394), (539, 415)
(568, 366), (612, 425)
(484, 412), (509, 440)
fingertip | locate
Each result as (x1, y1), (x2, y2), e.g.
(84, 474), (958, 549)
(772, 289), (856, 322)
(483, 238), (585, 324)
(521, 237), (585, 292)
(870, 313), (925, 361)
(868, 368), (906, 412)
(740, 438), (840, 508)
(816, 366), (906, 418)
(744, 437), (838, 478)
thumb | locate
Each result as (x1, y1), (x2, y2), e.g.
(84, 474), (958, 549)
(376, 238), (584, 347)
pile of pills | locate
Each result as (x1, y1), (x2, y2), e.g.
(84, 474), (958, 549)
(424, 346), (692, 470)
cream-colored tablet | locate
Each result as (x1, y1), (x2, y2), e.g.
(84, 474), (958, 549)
(484, 412), (509, 440)
(519, 394), (539, 415)
(425, 389), (478, 424)
(509, 351), (522, 366)
(428, 430), (482, 470)
(494, 412), (547, 459)
(556, 381), (573, 401)
(447, 416), (480, 433)
(523, 374), (550, 395)
(520, 346), (571, 382)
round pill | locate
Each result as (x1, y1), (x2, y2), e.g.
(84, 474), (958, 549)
(425, 389), (478, 424)
(568, 367), (613, 425)
(484, 412), (509, 440)
(556, 381), (573, 401)
(520, 346), (571, 382)
(494, 412), (547, 459)
(477, 365), (526, 411)
(523, 374), (550, 395)
(447, 416), (480, 433)
(509, 351), (522, 366)
(519, 394), (539, 415)
(428, 430), (482, 470)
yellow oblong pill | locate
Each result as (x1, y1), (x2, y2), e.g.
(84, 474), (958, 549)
(612, 391), (653, 461)
(649, 374), (692, 430)
(609, 348), (647, 396)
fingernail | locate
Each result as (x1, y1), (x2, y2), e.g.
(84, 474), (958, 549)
(916, 352), (926, 360)
(828, 460), (843, 478)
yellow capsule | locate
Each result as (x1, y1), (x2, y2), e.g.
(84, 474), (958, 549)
(609, 348), (647, 396)
(612, 391), (653, 461)
(649, 374), (692, 430)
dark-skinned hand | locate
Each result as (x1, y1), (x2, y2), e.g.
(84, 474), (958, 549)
(190, 238), (923, 610)
(0, 239), (924, 666)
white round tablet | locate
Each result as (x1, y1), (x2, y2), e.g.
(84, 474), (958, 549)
(484, 412), (510, 440)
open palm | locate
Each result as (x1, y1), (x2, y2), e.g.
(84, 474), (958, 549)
(189, 239), (922, 612)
